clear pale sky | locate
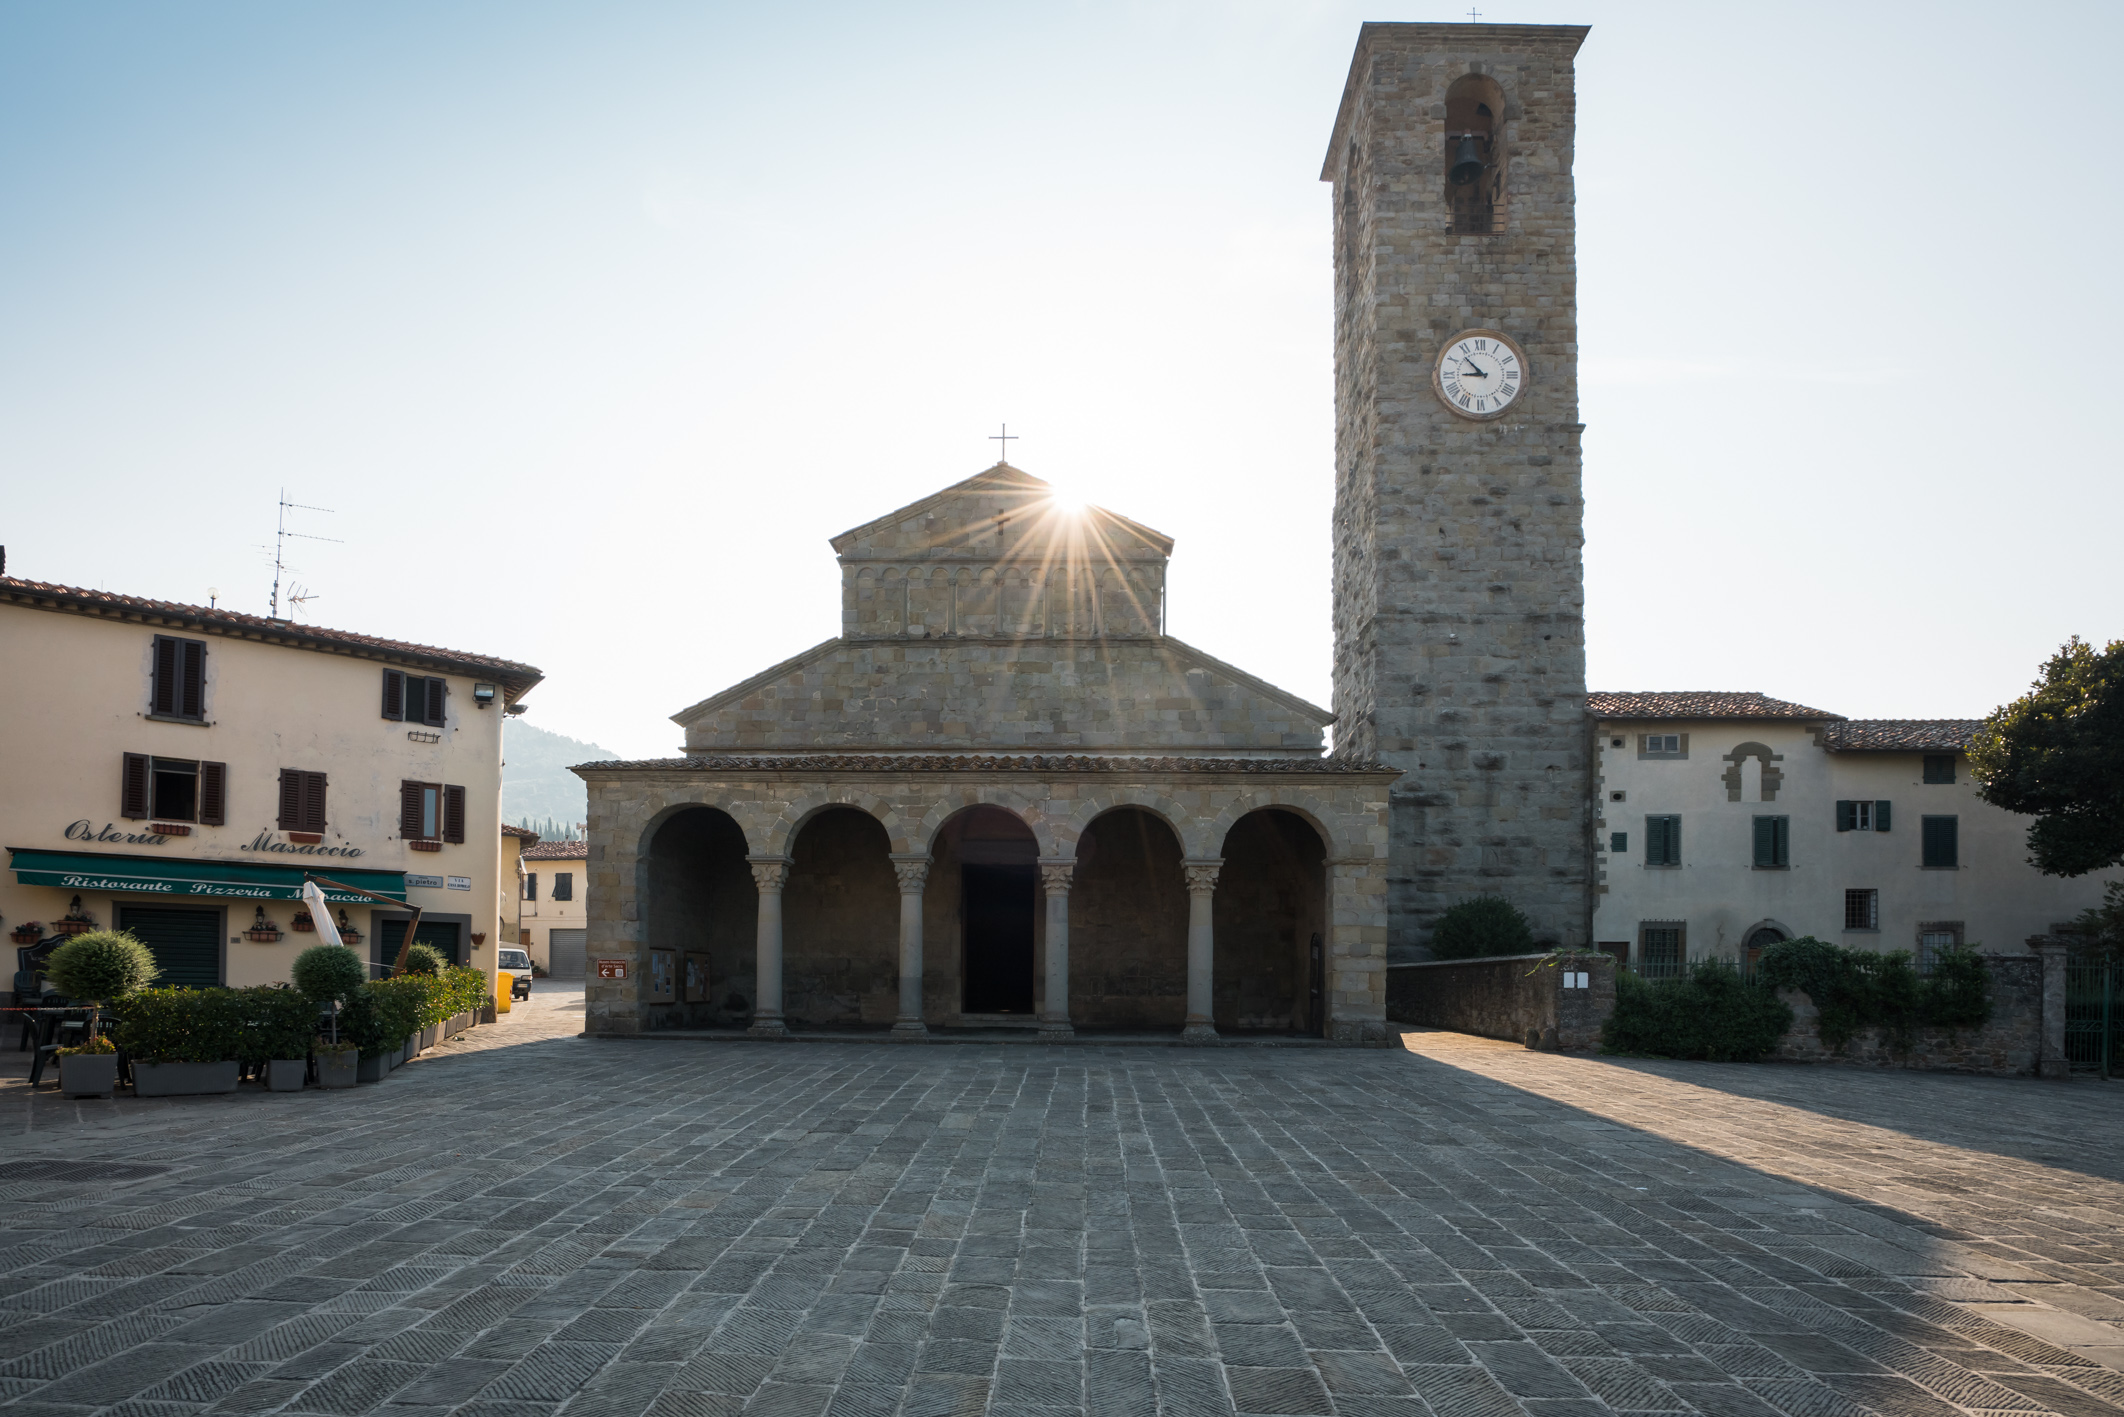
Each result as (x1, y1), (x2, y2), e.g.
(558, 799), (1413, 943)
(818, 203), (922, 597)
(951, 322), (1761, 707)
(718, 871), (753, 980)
(4, 2), (2118, 760)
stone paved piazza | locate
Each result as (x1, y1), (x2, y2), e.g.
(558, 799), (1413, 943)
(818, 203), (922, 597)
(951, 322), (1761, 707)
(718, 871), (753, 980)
(3, 987), (2121, 1417)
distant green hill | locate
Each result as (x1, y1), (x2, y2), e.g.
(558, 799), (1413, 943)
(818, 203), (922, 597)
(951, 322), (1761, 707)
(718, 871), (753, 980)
(503, 721), (620, 832)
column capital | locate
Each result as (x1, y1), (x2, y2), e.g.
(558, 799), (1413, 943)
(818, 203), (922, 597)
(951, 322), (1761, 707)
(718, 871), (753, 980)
(1037, 858), (1075, 895)
(891, 855), (931, 892)
(1180, 857), (1224, 894)
(746, 854), (792, 892)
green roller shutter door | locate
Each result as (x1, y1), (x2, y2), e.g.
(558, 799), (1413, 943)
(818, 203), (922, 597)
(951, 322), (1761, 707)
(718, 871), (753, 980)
(115, 905), (222, 988)
(379, 919), (463, 968)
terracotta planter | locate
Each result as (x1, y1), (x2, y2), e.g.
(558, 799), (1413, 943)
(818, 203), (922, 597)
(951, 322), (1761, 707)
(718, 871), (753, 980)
(266, 1059), (306, 1092)
(317, 1047), (358, 1089)
(59, 1053), (119, 1098)
(132, 1061), (239, 1096)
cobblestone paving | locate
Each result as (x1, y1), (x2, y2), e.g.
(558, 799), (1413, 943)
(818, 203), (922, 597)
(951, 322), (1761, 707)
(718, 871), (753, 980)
(2, 1002), (2121, 1417)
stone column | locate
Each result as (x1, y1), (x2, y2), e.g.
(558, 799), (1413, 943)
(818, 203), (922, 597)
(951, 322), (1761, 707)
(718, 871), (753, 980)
(747, 856), (791, 1038)
(1181, 858), (1223, 1044)
(2035, 934), (2069, 1079)
(890, 855), (931, 1039)
(1038, 859), (1076, 1040)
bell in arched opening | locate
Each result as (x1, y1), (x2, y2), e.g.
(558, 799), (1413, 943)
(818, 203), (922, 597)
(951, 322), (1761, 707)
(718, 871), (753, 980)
(1443, 75), (1507, 234)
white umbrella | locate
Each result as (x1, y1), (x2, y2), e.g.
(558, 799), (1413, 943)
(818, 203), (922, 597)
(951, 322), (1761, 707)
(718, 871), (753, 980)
(302, 880), (345, 949)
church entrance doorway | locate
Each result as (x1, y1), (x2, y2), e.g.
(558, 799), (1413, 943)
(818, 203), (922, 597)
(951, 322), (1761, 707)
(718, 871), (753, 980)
(962, 864), (1036, 1014)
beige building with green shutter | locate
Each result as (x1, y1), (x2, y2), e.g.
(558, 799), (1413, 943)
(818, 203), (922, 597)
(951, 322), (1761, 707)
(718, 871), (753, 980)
(0, 577), (541, 992)
(1588, 692), (2122, 973)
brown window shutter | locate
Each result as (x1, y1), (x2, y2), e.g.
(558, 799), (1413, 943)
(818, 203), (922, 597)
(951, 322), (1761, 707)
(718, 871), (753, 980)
(277, 769), (302, 830)
(180, 640), (205, 719)
(401, 780), (425, 838)
(151, 638), (177, 716)
(302, 772), (328, 833)
(443, 784), (466, 843)
(423, 678), (447, 728)
(382, 669), (405, 721)
(198, 762), (227, 826)
(122, 753), (151, 819)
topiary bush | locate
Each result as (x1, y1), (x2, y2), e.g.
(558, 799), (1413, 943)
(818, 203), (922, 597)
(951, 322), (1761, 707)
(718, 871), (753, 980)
(1428, 895), (1536, 960)
(292, 944), (367, 1003)
(1601, 960), (1794, 1062)
(45, 930), (159, 1005)
(401, 943), (449, 976)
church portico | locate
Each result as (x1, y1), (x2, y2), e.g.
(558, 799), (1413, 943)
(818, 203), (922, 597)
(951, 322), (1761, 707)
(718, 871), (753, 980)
(577, 756), (1397, 1042)
(574, 464), (1401, 1045)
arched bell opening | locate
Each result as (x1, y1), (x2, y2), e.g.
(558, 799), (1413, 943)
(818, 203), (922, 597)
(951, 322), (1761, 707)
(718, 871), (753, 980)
(784, 807), (898, 1027)
(1071, 806), (1189, 1030)
(927, 805), (1041, 1020)
(1444, 74), (1508, 234)
(644, 806), (755, 1029)
(1214, 809), (1329, 1036)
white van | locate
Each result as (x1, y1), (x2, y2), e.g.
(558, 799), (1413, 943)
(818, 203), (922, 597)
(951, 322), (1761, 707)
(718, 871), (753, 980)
(496, 947), (534, 1000)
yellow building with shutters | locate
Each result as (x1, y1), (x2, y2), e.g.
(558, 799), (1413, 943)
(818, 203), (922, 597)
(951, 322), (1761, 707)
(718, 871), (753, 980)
(0, 576), (542, 993)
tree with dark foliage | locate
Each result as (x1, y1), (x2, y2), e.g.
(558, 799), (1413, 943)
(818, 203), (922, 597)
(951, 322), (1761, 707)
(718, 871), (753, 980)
(1970, 637), (2124, 876)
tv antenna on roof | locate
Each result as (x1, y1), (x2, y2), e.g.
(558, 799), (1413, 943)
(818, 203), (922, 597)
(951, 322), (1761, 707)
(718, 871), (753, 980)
(270, 490), (341, 620)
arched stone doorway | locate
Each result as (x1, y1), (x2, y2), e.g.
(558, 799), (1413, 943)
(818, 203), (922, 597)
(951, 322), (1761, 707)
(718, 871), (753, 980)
(1215, 809), (1328, 1035)
(644, 806), (754, 1028)
(784, 807), (897, 1027)
(1070, 806), (1188, 1030)
(926, 806), (1041, 1021)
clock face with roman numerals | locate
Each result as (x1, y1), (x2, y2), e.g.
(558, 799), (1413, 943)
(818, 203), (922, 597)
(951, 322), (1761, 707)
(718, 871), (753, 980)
(1433, 330), (1528, 420)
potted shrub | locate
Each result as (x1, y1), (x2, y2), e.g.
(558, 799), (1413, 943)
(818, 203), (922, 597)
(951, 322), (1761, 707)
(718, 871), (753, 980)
(240, 986), (319, 1092)
(57, 1035), (120, 1098)
(292, 943), (366, 1089)
(118, 988), (244, 1095)
(44, 929), (160, 1091)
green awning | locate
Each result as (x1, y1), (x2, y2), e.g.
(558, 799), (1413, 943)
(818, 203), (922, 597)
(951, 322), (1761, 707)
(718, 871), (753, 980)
(7, 849), (406, 904)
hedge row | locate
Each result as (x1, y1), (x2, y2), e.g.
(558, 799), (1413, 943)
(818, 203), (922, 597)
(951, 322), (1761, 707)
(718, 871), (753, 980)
(115, 967), (490, 1064)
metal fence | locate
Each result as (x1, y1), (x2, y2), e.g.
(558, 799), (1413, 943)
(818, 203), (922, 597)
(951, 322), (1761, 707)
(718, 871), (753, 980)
(2065, 953), (2120, 1076)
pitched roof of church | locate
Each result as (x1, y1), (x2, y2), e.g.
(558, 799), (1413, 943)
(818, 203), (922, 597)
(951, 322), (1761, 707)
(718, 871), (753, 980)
(575, 754), (1395, 776)
(1587, 691), (1843, 721)
(1821, 720), (1984, 752)
(828, 464), (1173, 559)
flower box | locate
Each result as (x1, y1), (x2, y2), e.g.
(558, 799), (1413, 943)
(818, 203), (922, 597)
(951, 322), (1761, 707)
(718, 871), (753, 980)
(132, 1060), (239, 1097)
(59, 1053), (119, 1098)
(52, 919), (96, 937)
(340, 928), (362, 945)
(9, 928), (40, 945)
(149, 822), (193, 836)
(265, 1059), (307, 1092)
(287, 832), (323, 845)
(244, 927), (284, 943)
(408, 840), (442, 853)
(317, 1046), (358, 1089)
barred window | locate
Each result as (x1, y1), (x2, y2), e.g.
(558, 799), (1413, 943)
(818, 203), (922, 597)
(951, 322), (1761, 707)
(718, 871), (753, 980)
(1844, 889), (1878, 931)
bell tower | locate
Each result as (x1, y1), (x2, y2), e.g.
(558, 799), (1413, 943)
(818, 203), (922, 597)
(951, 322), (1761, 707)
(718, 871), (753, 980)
(1324, 23), (1592, 952)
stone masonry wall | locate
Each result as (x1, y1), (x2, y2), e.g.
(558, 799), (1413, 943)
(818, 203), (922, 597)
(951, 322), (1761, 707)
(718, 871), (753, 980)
(1769, 955), (2047, 1077)
(1327, 24), (1592, 954)
(1386, 950), (1614, 1049)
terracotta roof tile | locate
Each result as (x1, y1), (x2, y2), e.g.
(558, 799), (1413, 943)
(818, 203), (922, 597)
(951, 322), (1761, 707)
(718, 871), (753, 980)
(522, 840), (588, 859)
(1822, 720), (1983, 752)
(1587, 691), (1843, 721)
(501, 824), (542, 841)
(0, 577), (542, 695)
(574, 754), (1398, 776)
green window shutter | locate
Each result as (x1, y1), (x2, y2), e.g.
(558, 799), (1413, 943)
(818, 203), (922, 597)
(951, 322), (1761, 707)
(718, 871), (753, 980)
(1875, 800), (1892, 832)
(1923, 816), (1959, 868)
(1836, 800), (1854, 832)
(1774, 816), (1790, 867)
(1753, 817), (1774, 867)
(1667, 817), (1681, 864)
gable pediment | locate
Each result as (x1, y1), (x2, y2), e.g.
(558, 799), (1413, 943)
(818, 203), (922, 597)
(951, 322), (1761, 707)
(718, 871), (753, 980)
(829, 465), (1172, 565)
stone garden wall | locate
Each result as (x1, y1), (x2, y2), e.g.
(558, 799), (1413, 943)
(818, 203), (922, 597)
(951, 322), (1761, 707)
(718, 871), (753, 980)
(1768, 953), (2052, 1077)
(1387, 952), (1616, 1050)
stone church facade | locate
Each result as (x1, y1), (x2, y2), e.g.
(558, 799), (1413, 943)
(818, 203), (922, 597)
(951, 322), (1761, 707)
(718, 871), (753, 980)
(578, 468), (1401, 1043)
(576, 22), (1596, 1042)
